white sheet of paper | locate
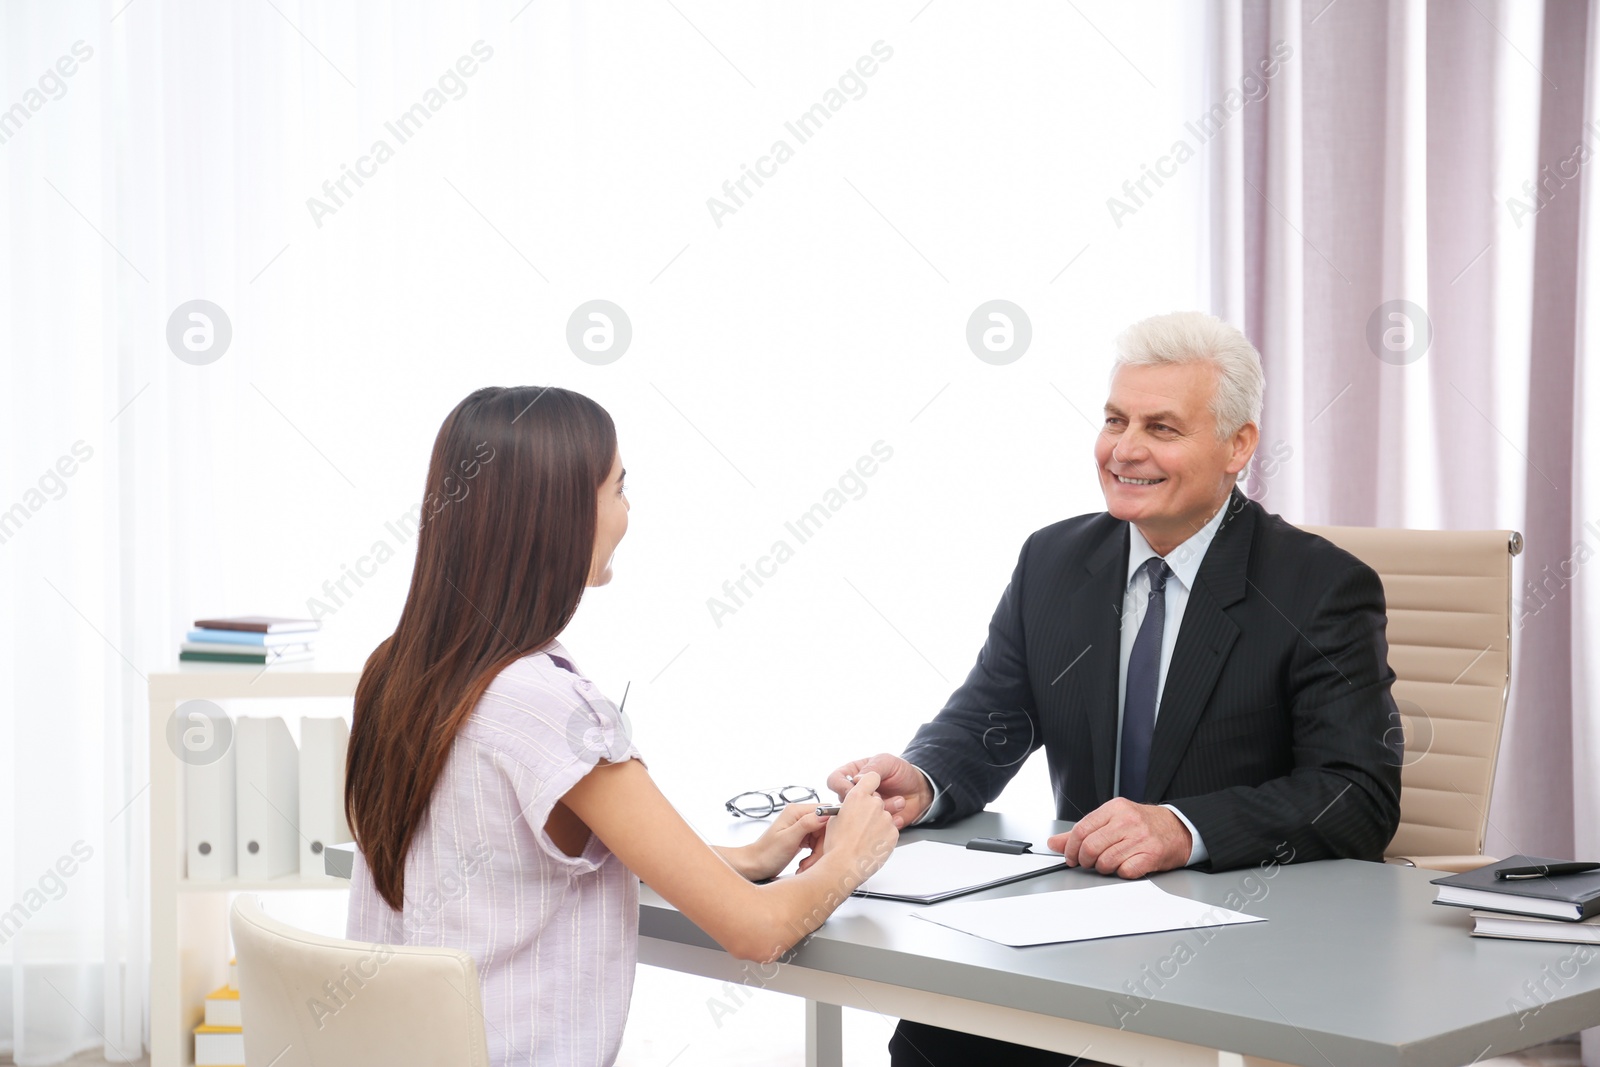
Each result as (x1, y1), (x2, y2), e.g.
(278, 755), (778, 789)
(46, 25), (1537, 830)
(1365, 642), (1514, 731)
(854, 840), (1065, 901)
(911, 878), (1265, 946)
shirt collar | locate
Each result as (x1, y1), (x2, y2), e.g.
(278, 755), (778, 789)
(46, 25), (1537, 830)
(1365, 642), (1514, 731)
(1125, 497), (1231, 593)
(538, 639), (578, 675)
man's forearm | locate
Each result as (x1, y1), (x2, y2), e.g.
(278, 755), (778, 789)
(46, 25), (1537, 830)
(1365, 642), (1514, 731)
(1174, 765), (1399, 871)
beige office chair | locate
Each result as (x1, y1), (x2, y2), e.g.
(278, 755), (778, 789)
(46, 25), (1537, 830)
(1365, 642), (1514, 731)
(230, 894), (491, 1067)
(1297, 525), (1521, 873)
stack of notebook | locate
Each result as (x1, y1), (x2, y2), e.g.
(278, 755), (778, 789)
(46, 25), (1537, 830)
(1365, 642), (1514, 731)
(1432, 855), (1600, 944)
(180, 616), (320, 665)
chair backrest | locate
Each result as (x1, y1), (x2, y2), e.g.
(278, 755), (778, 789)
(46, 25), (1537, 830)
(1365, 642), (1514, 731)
(1296, 525), (1520, 862)
(230, 894), (491, 1067)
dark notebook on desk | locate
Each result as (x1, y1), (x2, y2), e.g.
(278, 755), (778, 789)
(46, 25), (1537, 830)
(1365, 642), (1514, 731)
(851, 840), (1066, 905)
(1432, 855), (1600, 921)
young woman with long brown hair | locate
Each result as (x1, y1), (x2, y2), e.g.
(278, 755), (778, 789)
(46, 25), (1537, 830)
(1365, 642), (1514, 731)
(343, 386), (897, 1067)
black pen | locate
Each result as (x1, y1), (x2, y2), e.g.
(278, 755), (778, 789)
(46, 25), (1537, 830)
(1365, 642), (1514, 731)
(1495, 861), (1600, 880)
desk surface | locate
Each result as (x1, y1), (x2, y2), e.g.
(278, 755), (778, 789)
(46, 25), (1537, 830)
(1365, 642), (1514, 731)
(640, 811), (1600, 1067)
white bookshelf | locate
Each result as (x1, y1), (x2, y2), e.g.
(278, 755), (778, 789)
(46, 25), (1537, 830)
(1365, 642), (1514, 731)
(148, 663), (361, 1067)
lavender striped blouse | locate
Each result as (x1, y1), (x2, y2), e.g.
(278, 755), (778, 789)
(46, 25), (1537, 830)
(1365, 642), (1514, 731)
(347, 641), (641, 1067)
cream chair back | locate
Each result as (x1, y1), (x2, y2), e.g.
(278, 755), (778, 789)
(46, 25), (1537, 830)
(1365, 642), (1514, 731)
(1298, 525), (1521, 870)
(230, 893), (491, 1067)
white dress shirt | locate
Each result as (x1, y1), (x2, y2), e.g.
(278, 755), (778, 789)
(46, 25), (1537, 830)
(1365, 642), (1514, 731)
(1116, 500), (1231, 865)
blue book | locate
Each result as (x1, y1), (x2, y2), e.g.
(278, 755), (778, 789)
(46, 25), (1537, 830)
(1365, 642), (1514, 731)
(186, 628), (315, 648)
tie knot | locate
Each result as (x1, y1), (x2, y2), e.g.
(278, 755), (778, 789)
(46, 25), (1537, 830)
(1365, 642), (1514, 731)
(1141, 557), (1171, 593)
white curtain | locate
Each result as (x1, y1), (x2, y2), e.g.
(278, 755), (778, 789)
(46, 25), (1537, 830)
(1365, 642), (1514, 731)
(2, 2), (149, 1062)
(1, 3), (525, 1059)
(1211, 0), (1598, 1059)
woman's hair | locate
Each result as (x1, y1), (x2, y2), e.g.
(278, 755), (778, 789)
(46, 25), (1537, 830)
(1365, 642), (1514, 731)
(1113, 311), (1264, 436)
(346, 385), (617, 910)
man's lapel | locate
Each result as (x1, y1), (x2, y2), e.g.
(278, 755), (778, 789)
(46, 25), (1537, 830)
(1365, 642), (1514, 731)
(1143, 490), (1254, 802)
(1063, 525), (1127, 805)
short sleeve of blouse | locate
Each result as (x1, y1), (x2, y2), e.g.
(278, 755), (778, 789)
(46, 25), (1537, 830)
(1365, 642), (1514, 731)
(468, 653), (642, 870)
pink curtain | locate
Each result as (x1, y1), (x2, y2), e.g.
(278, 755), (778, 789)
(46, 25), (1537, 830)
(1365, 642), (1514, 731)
(1212, 0), (1599, 1058)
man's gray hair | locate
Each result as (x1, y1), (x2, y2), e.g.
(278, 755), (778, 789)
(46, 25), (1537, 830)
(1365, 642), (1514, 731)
(1112, 311), (1264, 437)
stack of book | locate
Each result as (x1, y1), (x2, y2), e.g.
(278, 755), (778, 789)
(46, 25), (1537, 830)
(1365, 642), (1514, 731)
(1432, 855), (1600, 944)
(193, 960), (243, 1066)
(181, 616), (319, 665)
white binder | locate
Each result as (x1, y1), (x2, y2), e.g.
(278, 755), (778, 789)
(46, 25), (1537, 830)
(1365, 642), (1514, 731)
(184, 732), (237, 881)
(235, 716), (300, 880)
(298, 716), (353, 876)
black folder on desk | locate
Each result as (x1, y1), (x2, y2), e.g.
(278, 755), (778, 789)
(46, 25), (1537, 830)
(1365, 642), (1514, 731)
(851, 840), (1067, 905)
(1432, 855), (1600, 921)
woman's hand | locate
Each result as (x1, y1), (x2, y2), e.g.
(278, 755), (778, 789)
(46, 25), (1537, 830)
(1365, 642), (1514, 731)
(796, 771), (898, 876)
(732, 802), (829, 883)
(562, 760), (899, 961)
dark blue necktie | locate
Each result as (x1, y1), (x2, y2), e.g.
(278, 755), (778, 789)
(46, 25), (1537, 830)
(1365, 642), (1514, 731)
(1120, 557), (1171, 804)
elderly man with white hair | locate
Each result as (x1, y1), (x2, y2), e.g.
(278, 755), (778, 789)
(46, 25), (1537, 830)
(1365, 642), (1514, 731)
(825, 311), (1403, 1067)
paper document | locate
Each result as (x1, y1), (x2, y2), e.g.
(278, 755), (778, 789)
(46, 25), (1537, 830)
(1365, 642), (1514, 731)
(911, 878), (1265, 946)
(853, 840), (1065, 904)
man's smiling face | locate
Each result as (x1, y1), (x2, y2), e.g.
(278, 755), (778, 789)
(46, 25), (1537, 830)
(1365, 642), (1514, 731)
(1094, 360), (1257, 556)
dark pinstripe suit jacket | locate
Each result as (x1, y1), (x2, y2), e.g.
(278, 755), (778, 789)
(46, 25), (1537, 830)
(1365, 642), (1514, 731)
(901, 489), (1403, 871)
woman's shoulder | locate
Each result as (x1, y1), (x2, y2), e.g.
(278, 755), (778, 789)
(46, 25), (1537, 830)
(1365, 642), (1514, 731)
(475, 645), (590, 715)
(465, 644), (626, 760)
(490, 643), (584, 687)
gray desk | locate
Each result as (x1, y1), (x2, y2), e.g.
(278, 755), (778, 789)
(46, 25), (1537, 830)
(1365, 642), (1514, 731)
(639, 811), (1600, 1067)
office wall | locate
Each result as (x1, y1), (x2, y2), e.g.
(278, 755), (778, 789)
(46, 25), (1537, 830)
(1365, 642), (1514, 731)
(103, 2), (1210, 809)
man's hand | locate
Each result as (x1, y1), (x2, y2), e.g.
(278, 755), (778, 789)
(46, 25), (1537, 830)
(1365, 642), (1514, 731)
(825, 754), (928, 828)
(1046, 799), (1193, 879)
